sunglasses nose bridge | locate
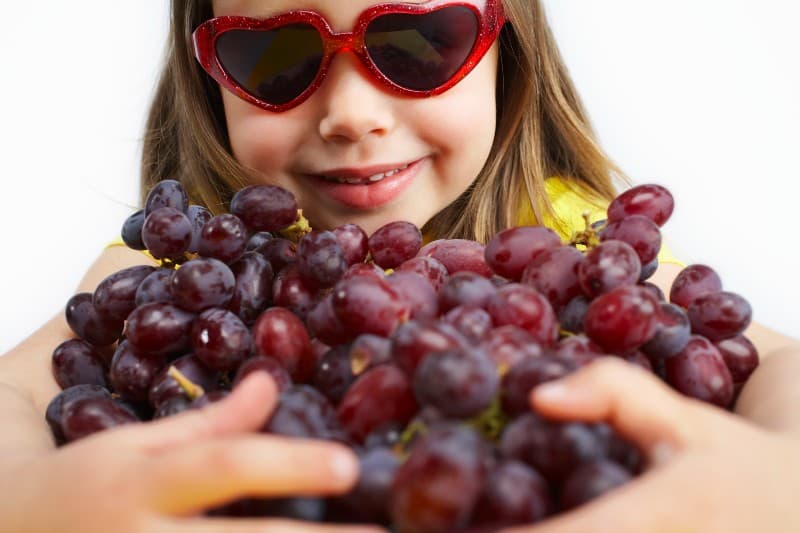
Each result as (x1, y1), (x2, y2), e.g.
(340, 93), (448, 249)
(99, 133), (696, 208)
(324, 31), (362, 57)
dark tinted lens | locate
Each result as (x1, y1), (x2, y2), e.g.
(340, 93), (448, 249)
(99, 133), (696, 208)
(216, 24), (323, 105)
(365, 7), (479, 91)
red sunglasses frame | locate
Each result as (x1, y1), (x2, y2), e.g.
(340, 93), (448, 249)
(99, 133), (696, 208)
(192, 0), (507, 112)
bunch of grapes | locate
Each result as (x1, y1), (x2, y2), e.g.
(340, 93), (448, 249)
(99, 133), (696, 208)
(47, 180), (758, 531)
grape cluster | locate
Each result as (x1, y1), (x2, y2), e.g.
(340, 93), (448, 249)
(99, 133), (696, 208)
(48, 180), (758, 531)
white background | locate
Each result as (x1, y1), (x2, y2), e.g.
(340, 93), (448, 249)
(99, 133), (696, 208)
(1, 1), (798, 355)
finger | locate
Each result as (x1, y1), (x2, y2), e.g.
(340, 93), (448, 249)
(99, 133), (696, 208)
(159, 517), (386, 533)
(529, 357), (707, 459)
(144, 435), (359, 515)
(129, 371), (278, 451)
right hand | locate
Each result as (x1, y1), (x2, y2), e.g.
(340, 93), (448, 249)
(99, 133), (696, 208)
(0, 372), (383, 533)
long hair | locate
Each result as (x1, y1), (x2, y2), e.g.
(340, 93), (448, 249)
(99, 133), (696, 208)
(141, 0), (625, 242)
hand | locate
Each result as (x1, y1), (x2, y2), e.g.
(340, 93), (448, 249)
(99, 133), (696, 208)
(0, 372), (383, 533)
(502, 358), (800, 533)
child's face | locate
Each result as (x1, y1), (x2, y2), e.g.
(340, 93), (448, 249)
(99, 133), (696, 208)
(212, 0), (499, 235)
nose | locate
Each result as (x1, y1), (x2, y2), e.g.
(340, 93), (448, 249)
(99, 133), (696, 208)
(317, 52), (396, 143)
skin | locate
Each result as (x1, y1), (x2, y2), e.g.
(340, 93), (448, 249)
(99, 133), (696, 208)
(1, 0), (799, 531)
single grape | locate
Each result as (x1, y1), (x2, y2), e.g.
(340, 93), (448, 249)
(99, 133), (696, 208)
(328, 447), (399, 525)
(230, 184), (298, 232)
(65, 292), (124, 347)
(331, 275), (410, 339)
(144, 179), (189, 215)
(233, 356), (293, 392)
(51, 339), (108, 390)
(438, 271), (497, 314)
(521, 245), (585, 312)
(153, 396), (192, 419)
(669, 264), (723, 309)
(256, 237), (298, 272)
(191, 390), (230, 409)
(600, 214), (662, 265)
(332, 223), (369, 265)
(552, 335), (606, 367)
(558, 294), (591, 334)
(502, 356), (575, 416)
(245, 231), (274, 252)
(687, 291), (752, 342)
(640, 257), (659, 281)
(641, 302), (691, 359)
(640, 280), (666, 301)
(307, 295), (351, 346)
(396, 256), (449, 292)
(252, 307), (316, 383)
(124, 302), (195, 356)
(413, 347), (499, 418)
(297, 230), (348, 288)
(417, 238), (493, 277)
(386, 271), (438, 321)
(471, 460), (552, 527)
(121, 209), (147, 250)
(364, 421), (405, 450)
(391, 320), (468, 376)
(197, 213), (249, 264)
(559, 459), (632, 511)
(228, 252), (274, 325)
(170, 257), (236, 313)
(485, 284), (560, 347)
(341, 261), (386, 281)
(584, 285), (660, 354)
(271, 263), (320, 322)
(134, 268), (174, 306)
(109, 341), (167, 404)
(485, 226), (562, 281)
(148, 354), (218, 408)
(186, 204), (213, 253)
(46, 384), (110, 445)
(349, 333), (393, 375)
(264, 385), (342, 440)
(479, 325), (544, 370)
(62, 395), (140, 442)
(191, 307), (252, 372)
(337, 364), (418, 443)
(313, 345), (356, 405)
(578, 240), (642, 298)
(441, 305), (493, 343)
(665, 335), (734, 407)
(368, 221), (423, 269)
(715, 335), (759, 385)
(607, 183), (674, 227)
(93, 265), (156, 321)
(141, 206), (192, 260)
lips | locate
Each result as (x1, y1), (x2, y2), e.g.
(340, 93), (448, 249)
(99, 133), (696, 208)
(318, 163), (413, 184)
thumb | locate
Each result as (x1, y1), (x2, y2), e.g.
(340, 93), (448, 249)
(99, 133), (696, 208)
(132, 370), (279, 452)
(530, 357), (706, 462)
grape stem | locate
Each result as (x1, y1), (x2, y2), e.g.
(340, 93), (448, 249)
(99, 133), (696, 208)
(168, 366), (205, 400)
(279, 209), (312, 242)
(569, 211), (604, 249)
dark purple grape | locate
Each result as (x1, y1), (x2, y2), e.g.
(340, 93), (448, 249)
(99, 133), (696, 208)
(144, 179), (189, 215)
(46, 384), (110, 444)
(153, 396), (192, 419)
(186, 204), (213, 253)
(502, 356), (575, 416)
(228, 252), (274, 324)
(640, 280), (666, 301)
(438, 271), (496, 314)
(264, 385), (342, 440)
(141, 207), (192, 260)
(170, 257), (236, 313)
(332, 223), (369, 265)
(307, 295), (350, 346)
(521, 245), (585, 312)
(121, 209), (146, 250)
(560, 459), (632, 511)
(93, 265), (155, 321)
(396, 256), (449, 292)
(331, 275), (410, 339)
(441, 305), (493, 343)
(328, 447), (399, 525)
(642, 302), (691, 359)
(670, 264), (723, 309)
(640, 257), (659, 281)
(65, 292), (124, 346)
(715, 335), (759, 385)
(297, 231), (347, 288)
(552, 335), (606, 367)
(313, 345), (356, 405)
(256, 237), (298, 272)
(391, 425), (488, 532)
(190, 308), (252, 372)
(665, 335), (734, 407)
(687, 291), (752, 342)
(471, 460), (552, 527)
(485, 226), (562, 281)
(364, 421), (404, 450)
(386, 271), (438, 321)
(337, 365), (418, 443)
(134, 269), (174, 306)
(479, 325), (544, 370)
(607, 183), (674, 227)
(413, 347), (499, 418)
(62, 395), (140, 442)
(578, 240), (641, 298)
(349, 334), (393, 374)
(245, 231), (273, 252)
(417, 239), (493, 277)
(124, 302), (195, 356)
(391, 320), (468, 376)
(110, 341), (167, 404)
(486, 284), (560, 347)
(368, 221), (423, 269)
(191, 390), (230, 409)
(584, 285), (660, 354)
(233, 356), (293, 392)
(600, 214), (662, 265)
(271, 264), (320, 322)
(558, 295), (590, 334)
(51, 339), (108, 389)
(252, 307), (315, 383)
(149, 354), (218, 408)
(230, 184), (298, 232)
(197, 213), (248, 264)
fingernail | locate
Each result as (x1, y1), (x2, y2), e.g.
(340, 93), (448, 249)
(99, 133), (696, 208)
(533, 382), (571, 402)
(330, 450), (358, 481)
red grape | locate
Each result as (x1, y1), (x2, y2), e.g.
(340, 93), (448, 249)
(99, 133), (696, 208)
(485, 226), (562, 281)
(369, 221), (423, 269)
(607, 183), (674, 227)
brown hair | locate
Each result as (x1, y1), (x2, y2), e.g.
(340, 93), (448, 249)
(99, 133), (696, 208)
(141, 0), (626, 242)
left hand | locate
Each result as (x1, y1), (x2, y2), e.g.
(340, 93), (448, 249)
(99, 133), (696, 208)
(502, 357), (800, 533)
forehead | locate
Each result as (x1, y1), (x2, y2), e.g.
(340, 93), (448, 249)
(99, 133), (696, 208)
(212, 0), (433, 19)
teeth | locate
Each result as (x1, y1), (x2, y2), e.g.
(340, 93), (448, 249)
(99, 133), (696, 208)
(320, 163), (411, 184)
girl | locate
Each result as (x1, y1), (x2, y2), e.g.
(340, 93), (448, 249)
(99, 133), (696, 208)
(1, 1), (799, 532)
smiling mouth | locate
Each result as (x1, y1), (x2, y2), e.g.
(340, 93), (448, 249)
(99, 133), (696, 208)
(316, 163), (413, 185)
